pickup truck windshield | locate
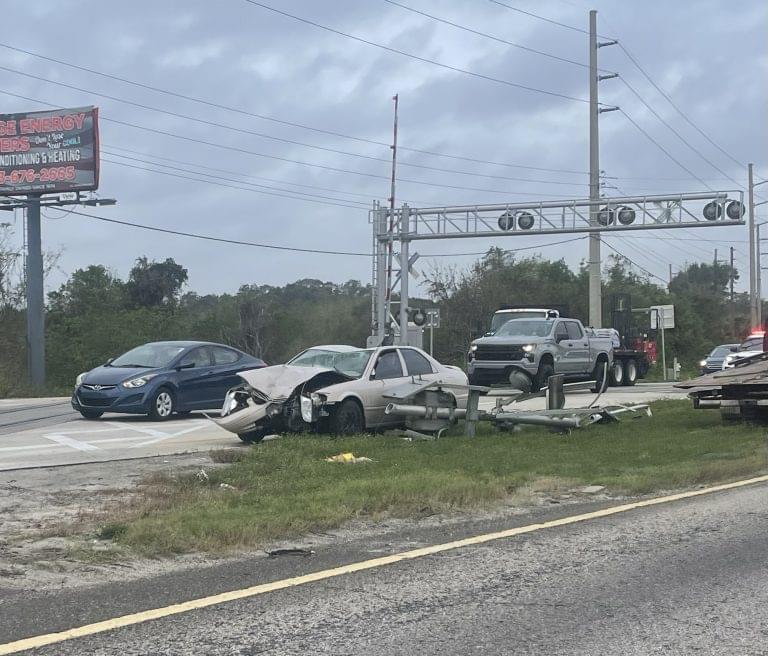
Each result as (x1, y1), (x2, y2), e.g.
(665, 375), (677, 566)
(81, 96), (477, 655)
(490, 311), (548, 333)
(495, 319), (554, 338)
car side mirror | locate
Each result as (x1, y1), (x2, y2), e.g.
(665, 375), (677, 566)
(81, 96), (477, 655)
(369, 371), (377, 380)
(104, 357), (114, 366)
(177, 362), (195, 370)
(730, 346), (738, 352)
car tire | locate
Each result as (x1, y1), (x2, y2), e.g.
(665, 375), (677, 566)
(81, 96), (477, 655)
(238, 427), (268, 444)
(534, 362), (555, 391)
(590, 359), (609, 393)
(148, 387), (175, 421)
(622, 359), (638, 386)
(609, 360), (624, 386)
(330, 398), (365, 435)
(79, 409), (103, 420)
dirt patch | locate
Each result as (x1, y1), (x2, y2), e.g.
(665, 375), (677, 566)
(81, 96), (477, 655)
(0, 453), (620, 592)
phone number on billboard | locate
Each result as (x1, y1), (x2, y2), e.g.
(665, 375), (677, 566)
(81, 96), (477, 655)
(0, 166), (77, 185)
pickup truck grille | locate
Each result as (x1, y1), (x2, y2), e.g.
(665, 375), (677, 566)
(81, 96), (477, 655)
(474, 345), (525, 361)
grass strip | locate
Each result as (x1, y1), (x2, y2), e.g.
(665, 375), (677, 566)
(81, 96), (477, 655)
(102, 400), (767, 555)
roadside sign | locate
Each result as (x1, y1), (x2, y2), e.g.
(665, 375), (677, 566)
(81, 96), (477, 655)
(426, 308), (440, 328)
(650, 304), (674, 329)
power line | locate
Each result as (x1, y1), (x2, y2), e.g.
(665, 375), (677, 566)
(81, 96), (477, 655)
(58, 208), (591, 260)
(615, 41), (745, 170)
(241, 0), (594, 104)
(381, 0), (605, 72)
(0, 40), (589, 175)
(422, 235), (587, 258)
(486, 0), (594, 36)
(600, 237), (667, 283)
(100, 157), (366, 210)
(0, 89), (577, 199)
(617, 77), (743, 189)
(619, 109), (712, 190)
(0, 64), (589, 185)
(64, 209), (372, 256)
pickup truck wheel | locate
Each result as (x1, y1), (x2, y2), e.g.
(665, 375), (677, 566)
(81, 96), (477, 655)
(622, 359), (638, 386)
(609, 360), (624, 386)
(534, 362), (555, 391)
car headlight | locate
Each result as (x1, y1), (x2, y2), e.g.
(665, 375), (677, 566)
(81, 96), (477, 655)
(300, 396), (313, 423)
(75, 372), (87, 387)
(122, 373), (159, 388)
(470, 344), (478, 352)
(522, 345), (535, 353)
(699, 359), (707, 367)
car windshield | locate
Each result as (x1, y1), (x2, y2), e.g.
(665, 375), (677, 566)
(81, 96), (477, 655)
(739, 337), (763, 352)
(288, 348), (373, 378)
(495, 319), (554, 338)
(490, 311), (547, 333)
(110, 343), (186, 368)
(710, 345), (736, 357)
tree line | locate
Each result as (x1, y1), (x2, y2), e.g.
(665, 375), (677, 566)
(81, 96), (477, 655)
(0, 223), (754, 395)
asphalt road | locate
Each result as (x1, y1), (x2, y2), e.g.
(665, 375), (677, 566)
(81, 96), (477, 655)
(0, 383), (687, 471)
(1, 480), (766, 655)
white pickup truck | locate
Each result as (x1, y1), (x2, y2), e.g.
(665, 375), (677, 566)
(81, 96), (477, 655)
(467, 316), (613, 391)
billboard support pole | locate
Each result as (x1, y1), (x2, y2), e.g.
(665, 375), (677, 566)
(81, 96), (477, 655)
(25, 194), (45, 387)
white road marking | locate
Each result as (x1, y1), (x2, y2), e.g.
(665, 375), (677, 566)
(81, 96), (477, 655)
(132, 422), (208, 448)
(43, 433), (100, 453)
(104, 422), (168, 438)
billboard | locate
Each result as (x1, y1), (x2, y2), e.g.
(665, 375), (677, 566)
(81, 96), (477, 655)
(0, 106), (99, 196)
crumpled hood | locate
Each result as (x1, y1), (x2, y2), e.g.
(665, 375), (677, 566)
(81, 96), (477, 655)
(236, 365), (338, 400)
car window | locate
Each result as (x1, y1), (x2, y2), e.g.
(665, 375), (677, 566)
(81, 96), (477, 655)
(554, 322), (569, 341)
(373, 351), (403, 380)
(566, 322), (583, 340)
(211, 346), (240, 365)
(401, 349), (434, 376)
(179, 347), (211, 368)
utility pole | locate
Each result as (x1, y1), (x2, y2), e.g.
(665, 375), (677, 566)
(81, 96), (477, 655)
(668, 263), (673, 288)
(713, 249), (718, 294)
(25, 194), (44, 386)
(730, 245), (735, 337)
(749, 163), (757, 327)
(588, 10), (617, 328)
(749, 164), (768, 328)
(383, 94), (399, 341)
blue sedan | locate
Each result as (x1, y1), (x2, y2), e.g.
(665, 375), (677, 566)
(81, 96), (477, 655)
(71, 341), (266, 420)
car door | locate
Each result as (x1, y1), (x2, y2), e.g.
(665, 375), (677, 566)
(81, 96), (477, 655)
(552, 321), (576, 374)
(174, 347), (215, 409)
(400, 348), (437, 381)
(565, 321), (590, 374)
(360, 349), (409, 427)
(208, 346), (246, 406)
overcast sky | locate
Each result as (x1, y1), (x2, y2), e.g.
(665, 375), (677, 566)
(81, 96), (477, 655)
(1, 0), (766, 297)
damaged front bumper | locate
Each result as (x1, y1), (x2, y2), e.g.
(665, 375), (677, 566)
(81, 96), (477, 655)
(213, 387), (285, 435)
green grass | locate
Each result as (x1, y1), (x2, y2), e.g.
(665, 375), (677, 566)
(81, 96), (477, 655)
(103, 400), (767, 555)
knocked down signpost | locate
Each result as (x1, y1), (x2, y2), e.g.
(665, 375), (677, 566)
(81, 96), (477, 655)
(383, 370), (651, 438)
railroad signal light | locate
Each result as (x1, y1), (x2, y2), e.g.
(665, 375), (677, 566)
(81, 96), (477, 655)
(498, 211), (514, 231)
(703, 201), (722, 221)
(726, 200), (745, 220)
(597, 206), (614, 226)
(517, 211), (535, 230)
(617, 206), (636, 225)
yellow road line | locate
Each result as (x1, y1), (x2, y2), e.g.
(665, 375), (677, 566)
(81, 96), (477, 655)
(2, 473), (768, 655)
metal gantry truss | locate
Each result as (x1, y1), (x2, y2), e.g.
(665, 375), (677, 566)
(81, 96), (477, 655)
(370, 191), (745, 345)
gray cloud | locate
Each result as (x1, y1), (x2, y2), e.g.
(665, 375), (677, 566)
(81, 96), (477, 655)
(1, 0), (765, 296)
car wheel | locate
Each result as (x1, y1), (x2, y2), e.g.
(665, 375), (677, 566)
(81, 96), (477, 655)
(79, 409), (103, 420)
(609, 360), (624, 386)
(330, 399), (365, 435)
(622, 359), (638, 386)
(534, 362), (555, 391)
(149, 388), (175, 421)
(238, 427), (268, 444)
